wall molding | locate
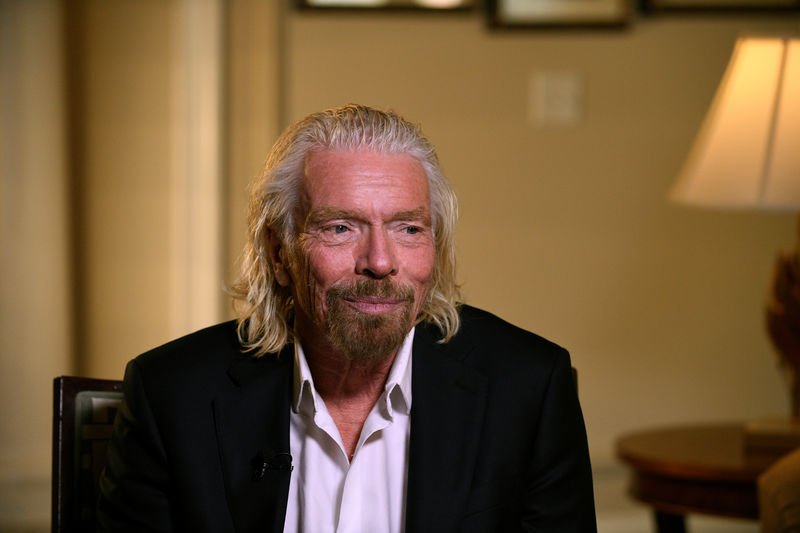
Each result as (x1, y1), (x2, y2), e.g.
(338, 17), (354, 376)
(169, 0), (225, 338)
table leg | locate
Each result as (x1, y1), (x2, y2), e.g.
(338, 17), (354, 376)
(654, 511), (686, 533)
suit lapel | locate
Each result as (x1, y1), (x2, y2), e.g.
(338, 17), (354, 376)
(405, 323), (488, 533)
(213, 347), (294, 533)
(209, 325), (487, 532)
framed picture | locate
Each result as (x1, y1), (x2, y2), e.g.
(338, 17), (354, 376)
(297, 0), (476, 10)
(487, 0), (631, 27)
(644, 0), (799, 10)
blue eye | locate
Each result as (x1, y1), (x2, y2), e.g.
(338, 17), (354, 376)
(332, 225), (348, 234)
(404, 226), (420, 234)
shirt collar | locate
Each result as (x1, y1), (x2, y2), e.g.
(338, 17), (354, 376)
(292, 327), (415, 417)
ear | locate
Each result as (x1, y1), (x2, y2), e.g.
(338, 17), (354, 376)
(267, 228), (292, 287)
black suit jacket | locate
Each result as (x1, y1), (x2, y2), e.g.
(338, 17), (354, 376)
(97, 305), (596, 532)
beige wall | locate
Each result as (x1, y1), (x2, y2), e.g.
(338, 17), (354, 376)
(0, 0), (279, 528)
(283, 10), (799, 465)
(1, 1), (72, 528)
(75, 0), (176, 378)
(1, 0), (799, 529)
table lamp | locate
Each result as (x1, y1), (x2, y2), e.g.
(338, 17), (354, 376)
(669, 36), (800, 430)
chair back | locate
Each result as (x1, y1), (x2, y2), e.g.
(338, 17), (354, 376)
(52, 376), (123, 533)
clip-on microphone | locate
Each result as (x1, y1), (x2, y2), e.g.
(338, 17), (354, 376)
(252, 449), (293, 481)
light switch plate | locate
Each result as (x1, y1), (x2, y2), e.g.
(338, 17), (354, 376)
(530, 70), (584, 127)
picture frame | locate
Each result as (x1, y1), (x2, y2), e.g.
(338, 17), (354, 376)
(643, 0), (800, 10)
(487, 0), (632, 28)
(296, 0), (476, 10)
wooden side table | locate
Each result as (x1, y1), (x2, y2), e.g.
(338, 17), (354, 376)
(616, 423), (780, 533)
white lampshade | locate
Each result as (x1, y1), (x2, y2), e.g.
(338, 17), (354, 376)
(670, 36), (800, 211)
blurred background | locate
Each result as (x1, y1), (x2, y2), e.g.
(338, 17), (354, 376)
(2, 0), (799, 531)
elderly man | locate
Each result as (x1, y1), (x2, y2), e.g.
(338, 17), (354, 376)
(97, 104), (596, 532)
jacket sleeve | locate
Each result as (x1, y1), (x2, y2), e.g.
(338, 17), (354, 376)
(96, 358), (174, 532)
(521, 348), (597, 532)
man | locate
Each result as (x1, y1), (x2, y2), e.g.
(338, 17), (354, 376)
(97, 104), (596, 532)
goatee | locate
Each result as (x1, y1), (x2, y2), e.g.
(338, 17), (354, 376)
(325, 278), (415, 362)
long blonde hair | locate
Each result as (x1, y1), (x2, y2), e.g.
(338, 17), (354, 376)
(231, 104), (461, 356)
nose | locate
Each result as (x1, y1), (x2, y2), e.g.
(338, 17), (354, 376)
(355, 228), (398, 279)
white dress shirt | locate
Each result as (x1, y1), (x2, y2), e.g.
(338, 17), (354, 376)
(282, 329), (414, 533)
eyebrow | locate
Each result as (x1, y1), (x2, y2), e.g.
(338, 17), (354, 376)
(304, 206), (431, 229)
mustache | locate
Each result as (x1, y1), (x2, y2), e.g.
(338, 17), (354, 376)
(327, 278), (414, 301)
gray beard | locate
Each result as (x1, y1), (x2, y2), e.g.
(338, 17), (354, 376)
(325, 278), (415, 362)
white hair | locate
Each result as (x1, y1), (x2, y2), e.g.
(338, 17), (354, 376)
(231, 104), (461, 355)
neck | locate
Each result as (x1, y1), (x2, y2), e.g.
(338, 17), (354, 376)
(307, 351), (398, 461)
(305, 346), (397, 401)
(295, 313), (401, 459)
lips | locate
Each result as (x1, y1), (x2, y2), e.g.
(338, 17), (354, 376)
(344, 296), (407, 314)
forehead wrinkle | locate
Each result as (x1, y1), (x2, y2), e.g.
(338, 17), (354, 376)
(305, 205), (431, 229)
